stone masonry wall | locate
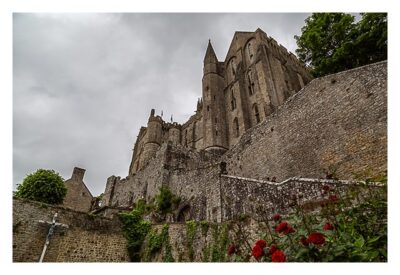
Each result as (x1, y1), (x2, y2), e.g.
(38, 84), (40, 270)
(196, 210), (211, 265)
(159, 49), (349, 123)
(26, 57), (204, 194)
(166, 144), (222, 222)
(220, 175), (377, 221)
(144, 220), (265, 262)
(169, 165), (221, 222)
(102, 142), (223, 222)
(223, 61), (387, 181)
(13, 198), (129, 262)
(102, 142), (171, 208)
(141, 177), (384, 262)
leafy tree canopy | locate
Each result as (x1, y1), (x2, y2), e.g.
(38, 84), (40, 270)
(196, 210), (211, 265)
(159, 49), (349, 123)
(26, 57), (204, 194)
(295, 13), (387, 77)
(15, 169), (67, 204)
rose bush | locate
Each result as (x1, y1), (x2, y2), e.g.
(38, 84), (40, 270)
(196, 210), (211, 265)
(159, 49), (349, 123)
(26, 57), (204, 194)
(240, 178), (387, 262)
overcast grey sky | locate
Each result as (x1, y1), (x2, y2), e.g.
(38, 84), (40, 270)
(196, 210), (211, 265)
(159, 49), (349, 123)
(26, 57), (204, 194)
(13, 13), (311, 196)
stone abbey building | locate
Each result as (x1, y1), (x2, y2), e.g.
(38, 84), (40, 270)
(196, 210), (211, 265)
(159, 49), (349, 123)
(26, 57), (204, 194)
(129, 28), (312, 174)
(94, 28), (386, 223)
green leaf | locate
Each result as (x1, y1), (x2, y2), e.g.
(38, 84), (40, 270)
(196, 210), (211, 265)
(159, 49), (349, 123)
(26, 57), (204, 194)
(295, 248), (310, 261)
(366, 251), (380, 261)
(367, 236), (380, 244)
(354, 236), (365, 248)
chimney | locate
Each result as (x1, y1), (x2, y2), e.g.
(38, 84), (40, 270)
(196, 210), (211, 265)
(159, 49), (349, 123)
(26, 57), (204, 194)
(72, 167), (86, 182)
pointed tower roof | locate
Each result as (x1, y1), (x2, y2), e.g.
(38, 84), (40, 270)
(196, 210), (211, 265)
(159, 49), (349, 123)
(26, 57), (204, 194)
(203, 39), (218, 64)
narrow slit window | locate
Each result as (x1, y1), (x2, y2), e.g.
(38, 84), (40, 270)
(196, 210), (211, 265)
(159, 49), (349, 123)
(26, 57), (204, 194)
(253, 104), (260, 124)
(230, 89), (237, 110)
(233, 118), (239, 137)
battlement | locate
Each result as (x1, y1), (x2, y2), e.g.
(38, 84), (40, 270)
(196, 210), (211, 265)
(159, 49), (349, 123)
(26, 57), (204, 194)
(148, 115), (164, 124)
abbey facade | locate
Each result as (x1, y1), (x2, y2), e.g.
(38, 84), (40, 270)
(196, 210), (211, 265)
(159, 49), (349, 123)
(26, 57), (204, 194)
(129, 28), (312, 175)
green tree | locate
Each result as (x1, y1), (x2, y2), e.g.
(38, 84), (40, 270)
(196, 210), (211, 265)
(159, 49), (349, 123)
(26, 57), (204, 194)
(295, 13), (387, 77)
(353, 13), (387, 67)
(15, 169), (67, 204)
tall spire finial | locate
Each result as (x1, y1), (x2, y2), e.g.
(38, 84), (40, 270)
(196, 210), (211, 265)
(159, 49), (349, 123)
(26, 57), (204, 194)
(204, 39), (218, 64)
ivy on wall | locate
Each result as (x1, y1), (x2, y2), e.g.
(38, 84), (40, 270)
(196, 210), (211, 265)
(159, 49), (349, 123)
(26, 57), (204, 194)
(143, 224), (174, 262)
(120, 198), (176, 262)
(186, 220), (198, 261)
(119, 204), (151, 262)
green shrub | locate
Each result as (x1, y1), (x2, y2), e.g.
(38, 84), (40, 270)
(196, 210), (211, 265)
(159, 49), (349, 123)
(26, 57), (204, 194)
(155, 186), (180, 214)
(15, 169), (67, 204)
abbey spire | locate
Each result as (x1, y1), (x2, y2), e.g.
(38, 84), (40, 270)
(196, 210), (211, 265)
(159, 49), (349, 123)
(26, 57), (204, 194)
(203, 39), (218, 64)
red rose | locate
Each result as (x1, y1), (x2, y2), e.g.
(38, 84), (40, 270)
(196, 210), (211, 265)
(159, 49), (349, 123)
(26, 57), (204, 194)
(273, 213), (281, 221)
(329, 194), (339, 202)
(227, 244), (237, 256)
(252, 244), (264, 259)
(308, 232), (325, 245)
(323, 223), (334, 231)
(284, 226), (295, 234)
(275, 221), (295, 234)
(299, 235), (309, 246)
(271, 250), (286, 262)
(275, 221), (288, 232)
(255, 239), (267, 249)
(268, 245), (277, 256)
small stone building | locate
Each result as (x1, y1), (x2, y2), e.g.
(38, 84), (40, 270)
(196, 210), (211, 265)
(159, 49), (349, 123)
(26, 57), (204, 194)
(62, 167), (93, 212)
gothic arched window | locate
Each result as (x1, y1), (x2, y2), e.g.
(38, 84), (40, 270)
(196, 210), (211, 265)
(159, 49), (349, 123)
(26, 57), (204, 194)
(230, 58), (236, 77)
(246, 39), (255, 63)
(227, 57), (237, 83)
(248, 70), (255, 96)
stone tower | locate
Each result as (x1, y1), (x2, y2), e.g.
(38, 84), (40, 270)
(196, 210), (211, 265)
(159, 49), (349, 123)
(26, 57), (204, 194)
(202, 40), (229, 154)
(168, 123), (181, 145)
(142, 109), (163, 164)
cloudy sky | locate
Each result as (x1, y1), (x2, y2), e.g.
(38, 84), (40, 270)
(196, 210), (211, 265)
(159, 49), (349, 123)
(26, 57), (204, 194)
(13, 13), (312, 196)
